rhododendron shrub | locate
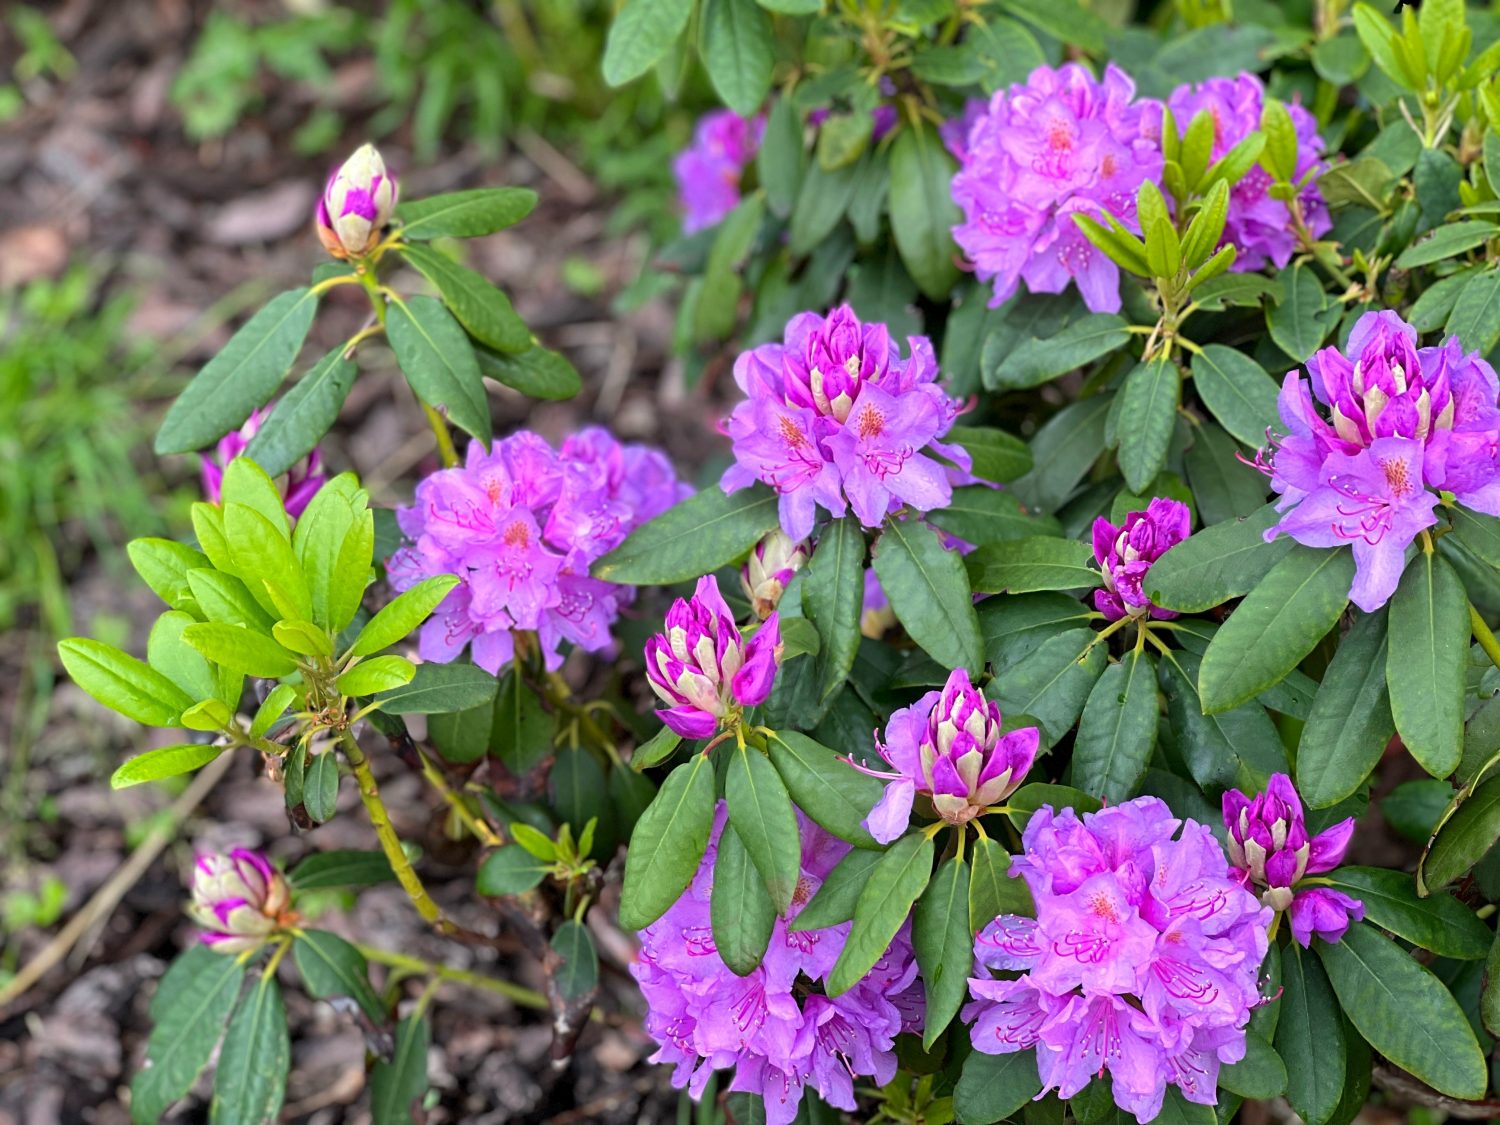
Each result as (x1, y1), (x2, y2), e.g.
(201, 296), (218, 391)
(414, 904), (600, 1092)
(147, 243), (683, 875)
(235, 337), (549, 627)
(44, 1), (1500, 1122)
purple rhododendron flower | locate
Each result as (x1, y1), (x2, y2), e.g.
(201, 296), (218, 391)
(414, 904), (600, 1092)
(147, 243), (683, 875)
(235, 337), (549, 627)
(632, 805), (923, 1125)
(950, 64), (1163, 313)
(387, 430), (691, 675)
(940, 97), (988, 165)
(1091, 498), (1192, 621)
(190, 848), (295, 954)
(1166, 74), (1330, 272)
(645, 575), (782, 739)
(741, 530), (811, 621)
(202, 406), (326, 518)
(854, 668), (1038, 843)
(674, 109), (765, 234)
(965, 797), (1272, 1123)
(1260, 311), (1500, 610)
(720, 305), (972, 541)
(1223, 773), (1363, 947)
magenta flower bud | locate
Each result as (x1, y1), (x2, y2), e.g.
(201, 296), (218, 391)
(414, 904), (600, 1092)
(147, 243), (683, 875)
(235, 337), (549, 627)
(201, 407), (327, 519)
(189, 848), (295, 954)
(644, 575), (783, 739)
(740, 531), (812, 620)
(1091, 498), (1191, 622)
(855, 668), (1039, 844)
(316, 143), (397, 259)
(1222, 773), (1362, 946)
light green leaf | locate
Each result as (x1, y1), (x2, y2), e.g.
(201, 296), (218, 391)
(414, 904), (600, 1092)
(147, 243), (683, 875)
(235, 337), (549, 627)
(58, 638), (196, 726)
(111, 744), (226, 789)
(351, 576), (460, 656)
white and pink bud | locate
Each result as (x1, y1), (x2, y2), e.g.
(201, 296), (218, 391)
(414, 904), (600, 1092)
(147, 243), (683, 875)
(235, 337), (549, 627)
(189, 848), (295, 954)
(316, 144), (397, 259)
(644, 575), (782, 739)
(740, 531), (811, 620)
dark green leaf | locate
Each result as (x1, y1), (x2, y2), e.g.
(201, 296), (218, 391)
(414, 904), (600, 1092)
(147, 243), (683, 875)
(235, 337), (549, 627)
(374, 661), (498, 714)
(969, 834), (1034, 928)
(726, 747), (801, 913)
(289, 849), (395, 890)
(131, 947), (245, 1125)
(1074, 651), (1158, 802)
(1450, 505), (1500, 569)
(476, 844), (550, 894)
(1004, 784), (1101, 833)
(1160, 649), (1288, 791)
(1198, 546), (1353, 713)
(1277, 942), (1346, 1125)
(396, 187), (538, 239)
(400, 242), (530, 353)
(1009, 396), (1113, 514)
(965, 536), (1100, 595)
(757, 96), (805, 218)
(711, 824), (777, 975)
(1446, 270), (1500, 355)
(1003, 0), (1105, 50)
(1218, 1029), (1286, 1100)
(303, 751), (339, 823)
(1388, 550), (1467, 778)
(1117, 360), (1181, 492)
(370, 1015), (429, 1125)
(619, 754), (717, 930)
(928, 488), (1061, 547)
(551, 921), (600, 1002)
(699, 0), (773, 117)
(1316, 922), (1487, 1100)
(593, 485), (780, 584)
(244, 348), (358, 479)
(631, 725), (683, 771)
(491, 665), (554, 773)
(156, 288), (318, 454)
(914, 856), (972, 1048)
(1185, 424), (1268, 526)
(768, 730), (884, 850)
(790, 847), (883, 932)
(474, 343), (581, 401)
(1267, 263), (1330, 362)
(386, 295), (491, 444)
(889, 124), (962, 299)
(1296, 607), (1391, 806)
(1146, 504), (1287, 612)
(802, 517), (865, 703)
(292, 930), (384, 1022)
(953, 1049), (1042, 1125)
(211, 977), (289, 1125)
(1483, 929), (1500, 1036)
(1395, 220), (1499, 268)
(873, 518), (983, 674)
(789, 155), (861, 256)
(828, 833), (934, 996)
(1327, 866), (1490, 959)
(990, 315), (1129, 390)
(946, 426), (1033, 484)
(986, 628), (1107, 748)
(1421, 773), (1500, 891)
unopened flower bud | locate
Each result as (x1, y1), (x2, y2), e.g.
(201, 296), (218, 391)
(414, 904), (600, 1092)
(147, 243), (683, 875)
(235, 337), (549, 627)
(316, 143), (397, 259)
(645, 575), (782, 739)
(189, 848), (296, 954)
(856, 668), (1038, 844)
(740, 531), (811, 620)
(1222, 773), (1362, 946)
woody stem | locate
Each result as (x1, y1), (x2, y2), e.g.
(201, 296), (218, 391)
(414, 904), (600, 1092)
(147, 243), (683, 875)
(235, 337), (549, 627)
(337, 727), (444, 926)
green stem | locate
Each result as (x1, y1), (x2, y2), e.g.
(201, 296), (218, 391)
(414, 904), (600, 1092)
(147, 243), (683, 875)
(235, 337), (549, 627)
(421, 402), (461, 469)
(1471, 603), (1500, 672)
(352, 941), (548, 1009)
(417, 747), (501, 846)
(336, 727), (443, 926)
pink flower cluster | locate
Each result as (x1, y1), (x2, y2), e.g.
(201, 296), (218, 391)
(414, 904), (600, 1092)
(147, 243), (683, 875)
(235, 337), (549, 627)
(949, 64), (1163, 314)
(720, 305), (971, 541)
(201, 406), (326, 518)
(1223, 773), (1362, 947)
(632, 806), (923, 1125)
(387, 430), (691, 674)
(674, 109), (765, 234)
(1262, 311), (1500, 610)
(1166, 74), (1330, 272)
(965, 797), (1271, 1123)
(1091, 498), (1192, 621)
